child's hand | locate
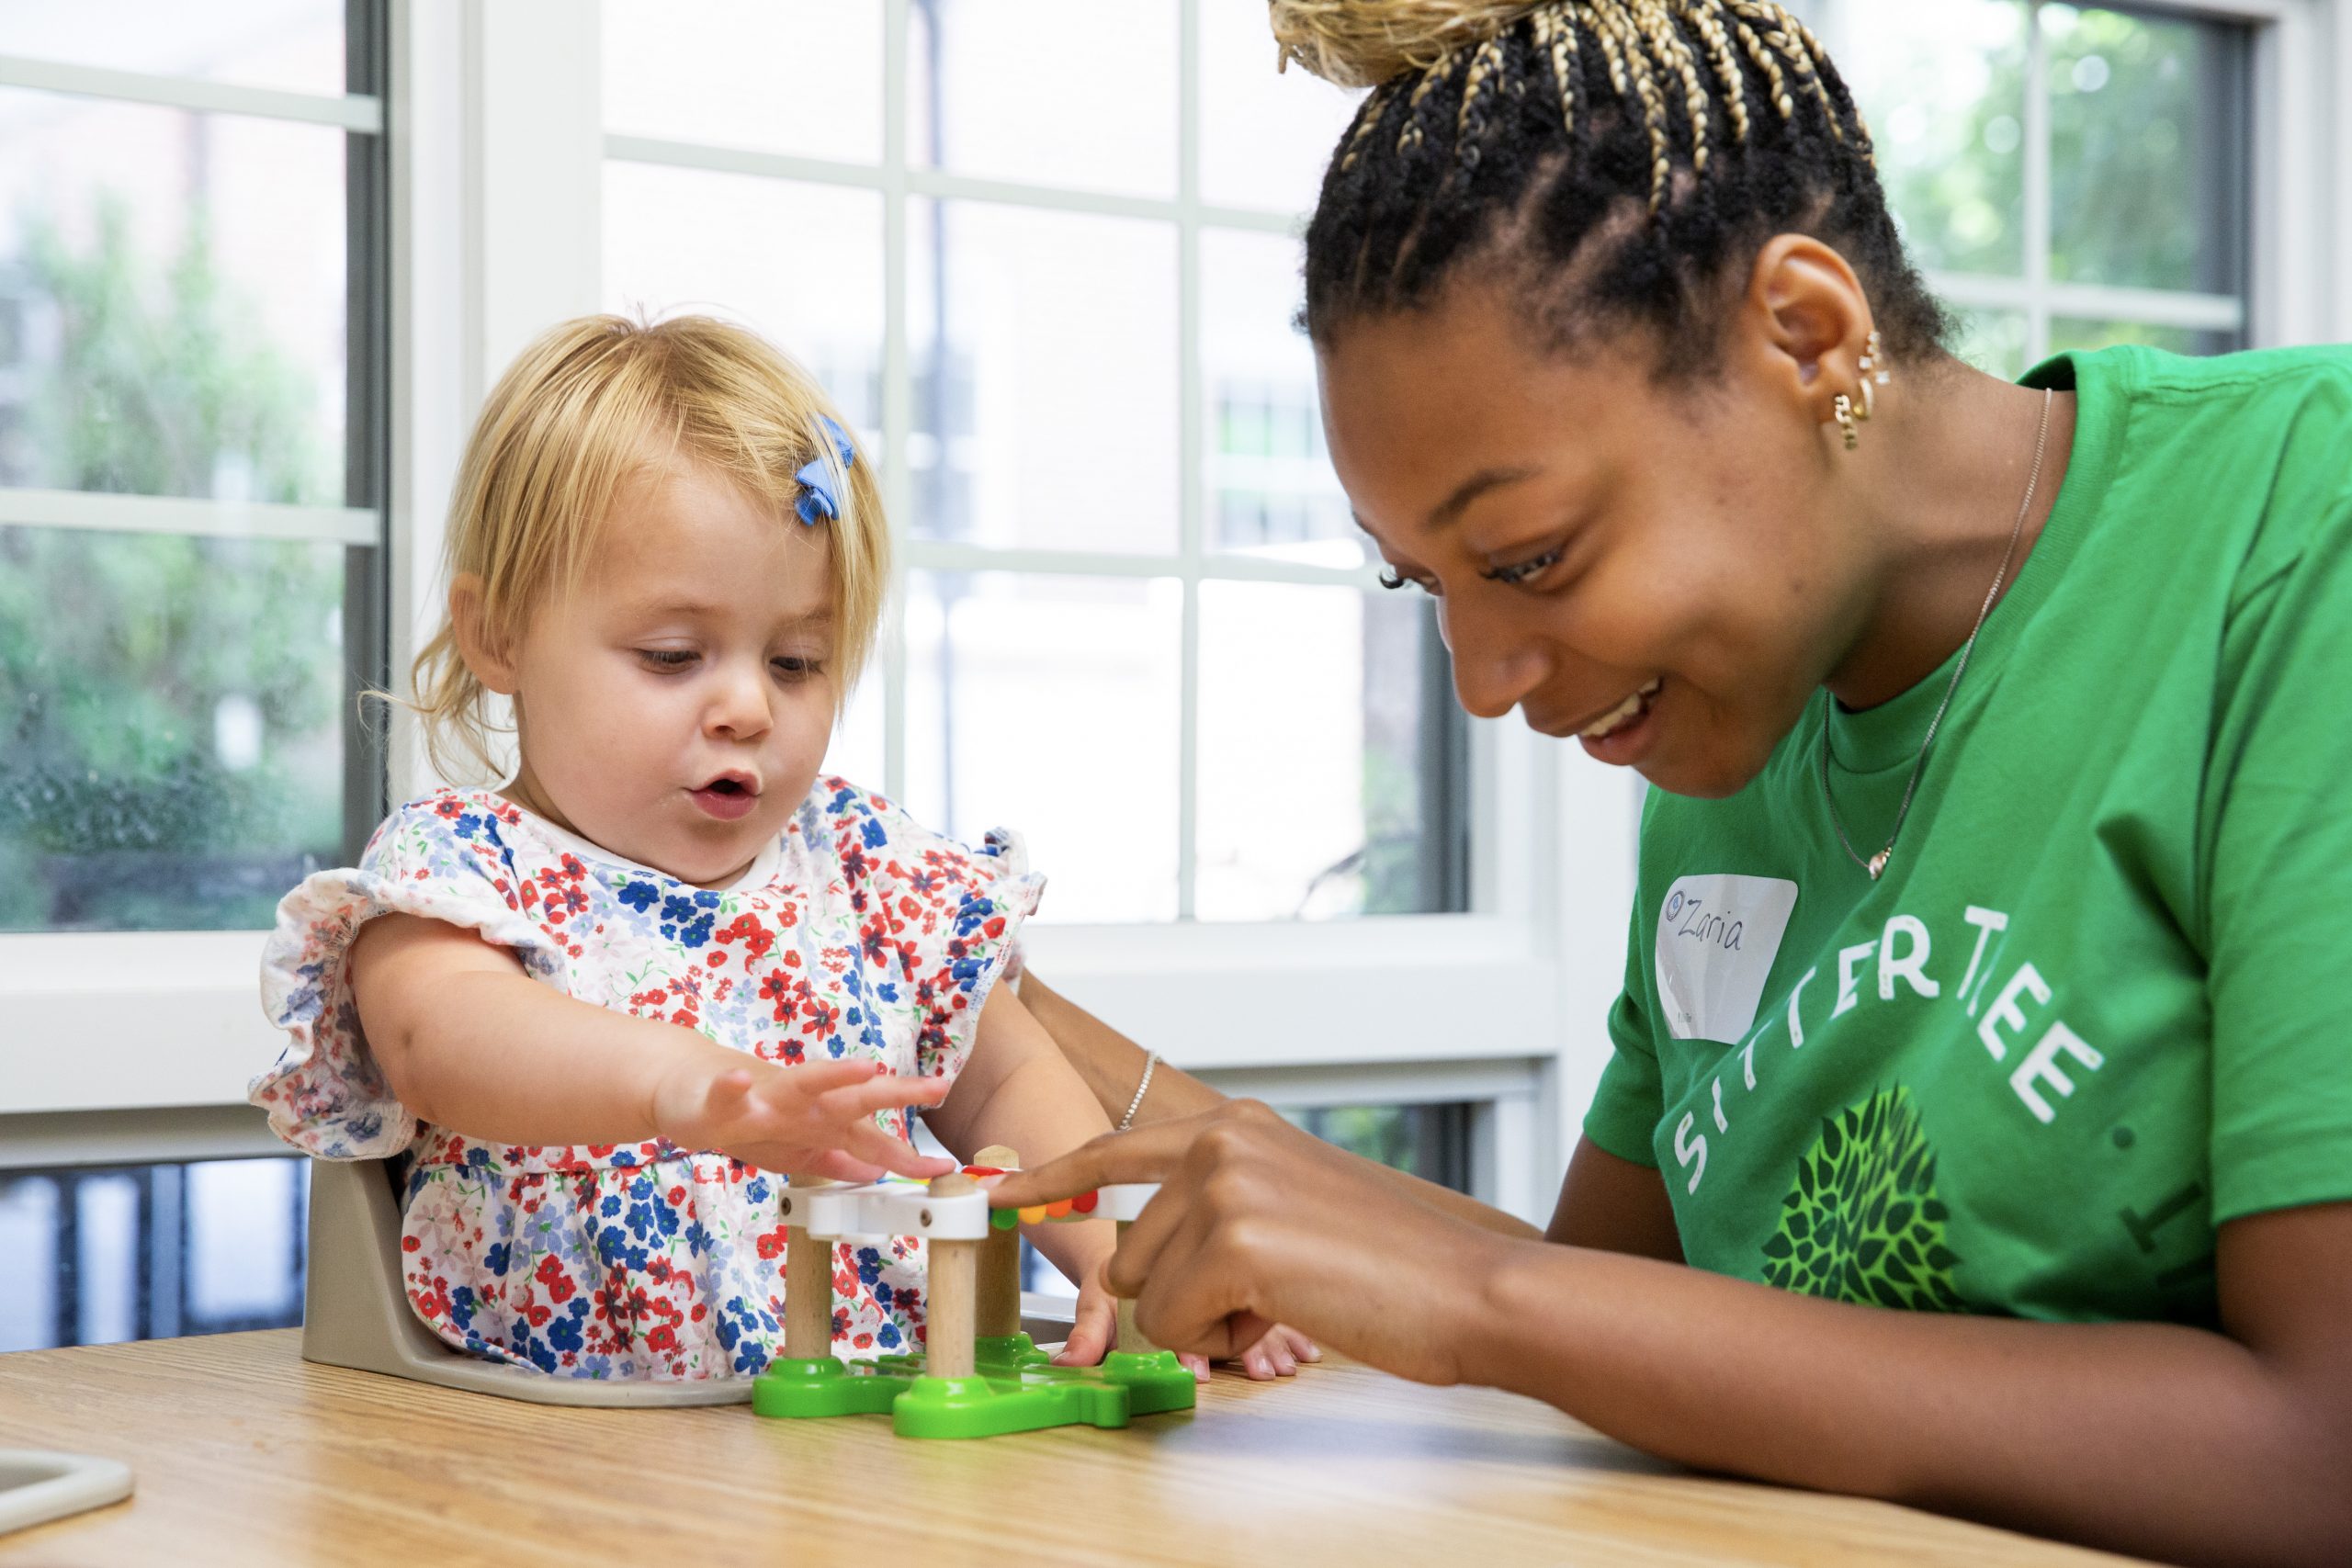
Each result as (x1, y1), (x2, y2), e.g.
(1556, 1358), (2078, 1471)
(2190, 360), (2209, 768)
(1046, 1255), (1315, 1382)
(1228, 1321), (1319, 1380)
(652, 1055), (956, 1181)
(1048, 1253), (1124, 1370)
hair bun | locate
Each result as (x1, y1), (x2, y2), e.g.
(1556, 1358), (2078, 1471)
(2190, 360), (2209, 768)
(1270, 0), (1543, 88)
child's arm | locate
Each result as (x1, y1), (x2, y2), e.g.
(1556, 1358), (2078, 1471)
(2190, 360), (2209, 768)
(921, 985), (1123, 1359)
(349, 913), (953, 1181)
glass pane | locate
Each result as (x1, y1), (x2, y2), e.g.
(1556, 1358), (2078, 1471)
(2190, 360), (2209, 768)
(0, 90), (349, 503)
(910, 0), (1176, 197)
(604, 164), (886, 431)
(601, 0), (883, 165)
(903, 570), (1180, 923)
(1197, 583), (1458, 921)
(2047, 317), (2230, 359)
(1201, 229), (1357, 568)
(1949, 305), (2030, 379)
(1281, 1103), (1473, 1192)
(0, 0), (345, 96)
(1841, 0), (2028, 277)
(910, 201), (1177, 552)
(829, 657), (888, 800)
(0, 1176), (60, 1352)
(0, 526), (348, 932)
(0, 1158), (308, 1351)
(1200, 3), (1364, 215)
(2045, 6), (2247, 294)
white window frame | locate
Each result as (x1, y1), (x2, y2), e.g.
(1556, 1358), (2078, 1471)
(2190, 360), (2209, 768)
(8, 1), (2346, 1220)
(1801, 0), (2350, 349)
(0, 37), (389, 1156)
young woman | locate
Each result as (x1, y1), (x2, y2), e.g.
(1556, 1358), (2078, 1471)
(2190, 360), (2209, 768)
(993, 4), (2352, 1562)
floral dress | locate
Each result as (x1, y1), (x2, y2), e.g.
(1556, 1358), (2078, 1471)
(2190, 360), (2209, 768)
(251, 778), (1039, 1381)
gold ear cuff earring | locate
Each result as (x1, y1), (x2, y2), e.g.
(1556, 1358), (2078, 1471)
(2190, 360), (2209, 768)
(1834, 393), (1860, 450)
(1856, 329), (1890, 421)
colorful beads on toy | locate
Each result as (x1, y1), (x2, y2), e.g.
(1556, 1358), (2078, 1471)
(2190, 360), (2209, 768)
(962, 1165), (1005, 1179)
(982, 1188), (1105, 1225)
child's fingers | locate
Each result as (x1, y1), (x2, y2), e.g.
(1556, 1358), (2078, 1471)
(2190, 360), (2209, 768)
(797, 1149), (891, 1183)
(1177, 1350), (1212, 1382)
(844, 1122), (956, 1179)
(810, 1074), (949, 1124)
(776, 1058), (889, 1095)
(1051, 1294), (1115, 1369)
(1277, 1324), (1321, 1363)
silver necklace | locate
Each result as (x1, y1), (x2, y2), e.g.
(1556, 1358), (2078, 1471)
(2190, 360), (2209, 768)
(1819, 386), (2054, 881)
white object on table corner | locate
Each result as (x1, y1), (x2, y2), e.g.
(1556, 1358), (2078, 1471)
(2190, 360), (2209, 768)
(0, 1450), (134, 1536)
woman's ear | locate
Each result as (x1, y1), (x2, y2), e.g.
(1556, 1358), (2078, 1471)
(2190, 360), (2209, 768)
(448, 573), (519, 695)
(1743, 233), (1871, 420)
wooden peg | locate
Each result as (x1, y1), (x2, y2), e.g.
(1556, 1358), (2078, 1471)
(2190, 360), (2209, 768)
(924, 1171), (980, 1378)
(783, 1173), (836, 1361)
(971, 1146), (1023, 1339)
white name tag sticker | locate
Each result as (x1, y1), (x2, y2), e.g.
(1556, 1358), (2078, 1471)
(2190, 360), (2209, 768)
(1655, 874), (1800, 1043)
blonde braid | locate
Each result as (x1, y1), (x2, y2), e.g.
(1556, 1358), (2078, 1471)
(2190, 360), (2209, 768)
(1395, 51), (1458, 156)
(1530, 6), (1583, 142)
(1586, 3), (1674, 210)
(1790, 15), (1870, 160)
(1723, 0), (1839, 139)
(1340, 79), (1401, 173)
(1453, 31), (1510, 156)
(1678, 1), (1752, 146)
(1632, 1), (1715, 174)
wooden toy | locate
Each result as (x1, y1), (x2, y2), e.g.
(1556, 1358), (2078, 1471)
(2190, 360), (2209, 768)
(751, 1146), (1196, 1438)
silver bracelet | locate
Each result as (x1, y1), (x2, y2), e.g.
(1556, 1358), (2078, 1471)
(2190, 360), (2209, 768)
(1116, 1052), (1159, 1134)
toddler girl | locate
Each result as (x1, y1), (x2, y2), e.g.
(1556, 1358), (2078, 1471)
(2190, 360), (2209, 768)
(252, 314), (1124, 1381)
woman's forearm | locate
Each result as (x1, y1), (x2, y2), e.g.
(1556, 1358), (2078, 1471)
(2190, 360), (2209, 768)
(1020, 971), (1539, 1242)
(1466, 1238), (2352, 1568)
(1017, 971), (1223, 1123)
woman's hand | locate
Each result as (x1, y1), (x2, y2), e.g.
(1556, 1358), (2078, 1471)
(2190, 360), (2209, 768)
(986, 1100), (1511, 1387)
(1046, 1251), (1312, 1381)
(651, 1054), (956, 1181)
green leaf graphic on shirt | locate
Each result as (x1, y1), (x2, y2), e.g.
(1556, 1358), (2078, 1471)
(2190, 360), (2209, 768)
(1760, 1086), (1965, 1312)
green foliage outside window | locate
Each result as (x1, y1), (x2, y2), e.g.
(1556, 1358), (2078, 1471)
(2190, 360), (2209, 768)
(0, 195), (346, 932)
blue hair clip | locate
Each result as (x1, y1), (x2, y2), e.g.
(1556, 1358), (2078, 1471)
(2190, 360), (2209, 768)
(794, 414), (858, 526)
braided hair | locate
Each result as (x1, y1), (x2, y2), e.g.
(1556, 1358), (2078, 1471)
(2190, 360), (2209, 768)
(1282, 0), (1949, 376)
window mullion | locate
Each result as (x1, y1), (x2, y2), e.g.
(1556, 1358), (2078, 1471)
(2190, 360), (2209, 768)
(1176, 0), (1204, 921)
(2025, 1), (2053, 362)
(881, 0), (913, 804)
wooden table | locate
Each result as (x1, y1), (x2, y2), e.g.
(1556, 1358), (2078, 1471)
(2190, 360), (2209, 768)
(0, 1331), (2146, 1566)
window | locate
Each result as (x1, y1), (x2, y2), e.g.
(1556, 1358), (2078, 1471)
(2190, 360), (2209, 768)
(0, 1156), (307, 1351)
(1819, 0), (2253, 374)
(598, 0), (1465, 928)
(0, 1), (390, 935)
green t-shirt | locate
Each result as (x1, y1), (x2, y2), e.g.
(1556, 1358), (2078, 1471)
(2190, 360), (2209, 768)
(1585, 344), (2352, 1326)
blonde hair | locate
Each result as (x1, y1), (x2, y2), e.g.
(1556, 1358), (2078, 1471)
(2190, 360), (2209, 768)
(409, 313), (889, 784)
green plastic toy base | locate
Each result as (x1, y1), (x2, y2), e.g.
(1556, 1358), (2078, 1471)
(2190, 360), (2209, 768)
(752, 1340), (1194, 1438)
(1100, 1349), (1198, 1416)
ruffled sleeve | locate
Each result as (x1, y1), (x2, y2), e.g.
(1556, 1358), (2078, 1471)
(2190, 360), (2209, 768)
(250, 795), (567, 1159)
(807, 779), (1045, 1082)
